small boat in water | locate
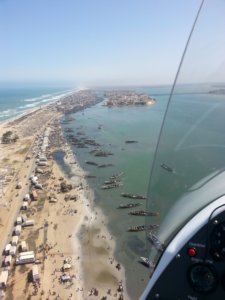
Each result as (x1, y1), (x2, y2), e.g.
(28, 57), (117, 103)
(85, 161), (98, 166)
(125, 140), (138, 143)
(161, 163), (174, 173)
(104, 179), (119, 184)
(128, 210), (159, 216)
(98, 163), (114, 168)
(118, 203), (142, 209)
(121, 193), (146, 199)
(128, 225), (146, 232)
(101, 182), (123, 189)
(127, 224), (159, 232)
(110, 172), (124, 180)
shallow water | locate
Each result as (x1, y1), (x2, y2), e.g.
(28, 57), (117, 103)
(60, 87), (168, 299)
(59, 84), (223, 298)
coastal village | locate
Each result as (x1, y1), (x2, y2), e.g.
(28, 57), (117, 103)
(103, 91), (155, 107)
(0, 90), (155, 300)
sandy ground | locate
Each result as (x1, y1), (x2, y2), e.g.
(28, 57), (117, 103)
(0, 103), (129, 300)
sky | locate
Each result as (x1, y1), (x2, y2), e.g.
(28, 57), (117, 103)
(0, 0), (224, 87)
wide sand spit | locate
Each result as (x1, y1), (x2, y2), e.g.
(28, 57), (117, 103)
(0, 90), (129, 300)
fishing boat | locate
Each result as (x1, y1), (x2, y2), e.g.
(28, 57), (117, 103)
(85, 161), (98, 166)
(121, 193), (146, 199)
(160, 163), (174, 173)
(139, 256), (150, 268)
(101, 182), (123, 189)
(125, 140), (138, 143)
(110, 172), (123, 179)
(127, 224), (159, 232)
(118, 203), (142, 209)
(128, 210), (159, 216)
(104, 179), (119, 184)
(128, 225), (146, 232)
(98, 163), (114, 168)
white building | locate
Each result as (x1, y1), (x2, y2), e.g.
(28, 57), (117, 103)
(21, 202), (28, 210)
(4, 244), (11, 255)
(21, 214), (27, 222)
(16, 216), (22, 225)
(0, 270), (8, 288)
(23, 194), (30, 201)
(11, 236), (18, 246)
(32, 265), (39, 281)
(21, 241), (28, 252)
(16, 251), (35, 265)
(9, 246), (17, 256)
(14, 225), (22, 236)
(22, 220), (34, 227)
(4, 255), (12, 267)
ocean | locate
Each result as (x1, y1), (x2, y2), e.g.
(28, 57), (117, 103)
(1, 83), (223, 299)
(0, 85), (75, 122)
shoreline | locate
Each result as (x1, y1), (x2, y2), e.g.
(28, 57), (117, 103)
(58, 140), (129, 299)
(0, 87), (79, 126)
(0, 90), (129, 299)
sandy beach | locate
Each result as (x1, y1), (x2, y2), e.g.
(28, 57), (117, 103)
(0, 92), (129, 300)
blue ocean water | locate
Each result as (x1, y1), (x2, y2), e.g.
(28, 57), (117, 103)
(0, 85), (74, 122)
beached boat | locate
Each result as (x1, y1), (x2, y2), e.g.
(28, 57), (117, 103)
(147, 232), (164, 252)
(121, 193), (146, 199)
(118, 203), (142, 209)
(128, 210), (159, 216)
(139, 256), (150, 268)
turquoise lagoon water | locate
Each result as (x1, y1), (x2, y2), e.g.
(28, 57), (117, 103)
(60, 84), (225, 299)
(61, 86), (171, 299)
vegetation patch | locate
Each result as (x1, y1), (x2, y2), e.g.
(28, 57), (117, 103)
(1, 131), (19, 144)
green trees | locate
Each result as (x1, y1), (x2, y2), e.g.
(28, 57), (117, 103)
(1, 131), (19, 144)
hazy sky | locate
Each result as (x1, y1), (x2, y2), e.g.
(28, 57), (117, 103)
(0, 0), (224, 87)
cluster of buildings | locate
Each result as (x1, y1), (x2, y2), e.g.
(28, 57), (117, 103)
(104, 91), (156, 107)
(0, 210), (37, 295)
(0, 126), (52, 296)
(56, 89), (102, 114)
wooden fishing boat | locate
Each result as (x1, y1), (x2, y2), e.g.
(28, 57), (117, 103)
(118, 203), (142, 209)
(128, 210), (159, 216)
(121, 193), (146, 199)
